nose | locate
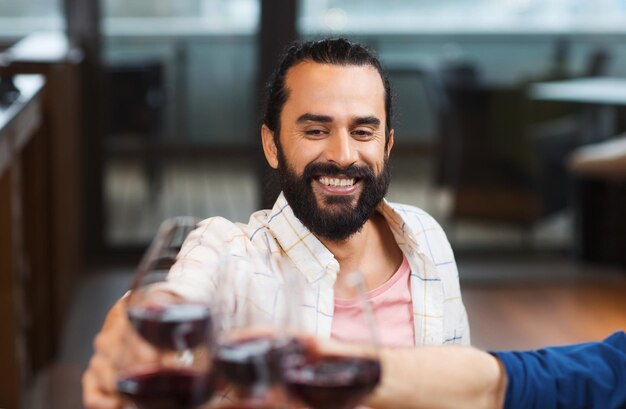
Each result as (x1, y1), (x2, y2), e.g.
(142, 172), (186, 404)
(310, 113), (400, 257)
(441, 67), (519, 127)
(324, 131), (357, 168)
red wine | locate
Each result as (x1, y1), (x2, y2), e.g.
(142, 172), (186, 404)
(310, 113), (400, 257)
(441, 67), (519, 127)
(284, 356), (381, 409)
(128, 304), (212, 350)
(117, 368), (214, 409)
(214, 336), (303, 388)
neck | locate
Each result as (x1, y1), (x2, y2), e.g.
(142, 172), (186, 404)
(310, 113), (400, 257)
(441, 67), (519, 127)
(319, 211), (403, 295)
(319, 219), (372, 270)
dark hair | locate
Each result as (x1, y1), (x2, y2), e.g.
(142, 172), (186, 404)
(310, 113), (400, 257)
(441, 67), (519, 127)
(263, 38), (392, 146)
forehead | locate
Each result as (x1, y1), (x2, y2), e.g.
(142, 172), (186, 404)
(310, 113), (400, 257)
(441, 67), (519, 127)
(282, 61), (386, 119)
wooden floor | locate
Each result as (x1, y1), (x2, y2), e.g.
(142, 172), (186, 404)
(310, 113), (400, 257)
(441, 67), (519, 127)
(464, 278), (626, 351)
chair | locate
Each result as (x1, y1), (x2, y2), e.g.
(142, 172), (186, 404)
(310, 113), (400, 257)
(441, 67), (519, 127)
(105, 58), (166, 195)
(435, 60), (543, 228)
(568, 136), (626, 266)
(529, 44), (614, 210)
(435, 44), (615, 232)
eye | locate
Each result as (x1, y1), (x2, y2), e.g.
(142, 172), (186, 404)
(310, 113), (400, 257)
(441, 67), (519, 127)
(304, 128), (328, 137)
(352, 128), (374, 139)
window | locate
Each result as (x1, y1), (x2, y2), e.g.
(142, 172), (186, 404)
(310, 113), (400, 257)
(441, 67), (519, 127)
(299, 0), (626, 34)
(103, 0), (259, 32)
(101, 0), (262, 246)
(0, 0), (63, 36)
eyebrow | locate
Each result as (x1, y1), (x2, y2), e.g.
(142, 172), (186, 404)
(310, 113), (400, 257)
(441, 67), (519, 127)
(296, 113), (381, 127)
(296, 113), (333, 123)
(352, 116), (381, 127)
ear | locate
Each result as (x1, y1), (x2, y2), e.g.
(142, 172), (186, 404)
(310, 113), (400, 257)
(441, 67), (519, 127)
(386, 128), (395, 155)
(261, 124), (279, 169)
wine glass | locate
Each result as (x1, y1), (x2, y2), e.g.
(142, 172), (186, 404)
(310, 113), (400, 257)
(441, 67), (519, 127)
(211, 255), (305, 408)
(116, 217), (216, 409)
(283, 271), (382, 409)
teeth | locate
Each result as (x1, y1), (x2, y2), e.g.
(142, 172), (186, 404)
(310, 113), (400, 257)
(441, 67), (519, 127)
(319, 177), (355, 187)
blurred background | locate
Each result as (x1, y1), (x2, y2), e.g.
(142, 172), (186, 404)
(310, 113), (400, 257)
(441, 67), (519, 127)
(1, 0), (626, 407)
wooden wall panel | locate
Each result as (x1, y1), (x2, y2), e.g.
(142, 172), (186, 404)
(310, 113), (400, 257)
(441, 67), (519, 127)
(0, 168), (22, 409)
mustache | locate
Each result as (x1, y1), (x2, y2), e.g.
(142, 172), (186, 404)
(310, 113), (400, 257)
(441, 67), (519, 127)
(302, 162), (375, 180)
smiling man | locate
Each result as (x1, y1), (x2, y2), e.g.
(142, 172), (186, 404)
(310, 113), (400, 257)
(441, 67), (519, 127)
(83, 38), (469, 408)
(268, 63), (391, 243)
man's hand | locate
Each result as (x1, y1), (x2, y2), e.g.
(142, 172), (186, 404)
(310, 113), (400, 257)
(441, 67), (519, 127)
(82, 298), (159, 409)
(298, 337), (506, 409)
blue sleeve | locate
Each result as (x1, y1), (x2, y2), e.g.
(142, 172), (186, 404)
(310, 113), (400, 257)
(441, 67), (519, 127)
(493, 331), (626, 409)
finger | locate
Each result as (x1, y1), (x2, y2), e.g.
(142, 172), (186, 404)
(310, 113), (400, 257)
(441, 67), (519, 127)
(88, 355), (118, 395)
(94, 322), (158, 368)
(82, 368), (124, 409)
(126, 329), (160, 362)
(310, 336), (376, 359)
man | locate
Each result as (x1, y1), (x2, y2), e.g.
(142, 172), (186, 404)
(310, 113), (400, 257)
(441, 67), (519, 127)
(83, 38), (470, 407)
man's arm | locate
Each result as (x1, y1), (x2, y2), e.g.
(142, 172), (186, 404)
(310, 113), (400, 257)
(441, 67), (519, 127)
(314, 332), (626, 409)
(366, 346), (506, 409)
(81, 218), (237, 408)
(494, 331), (626, 409)
(307, 337), (506, 409)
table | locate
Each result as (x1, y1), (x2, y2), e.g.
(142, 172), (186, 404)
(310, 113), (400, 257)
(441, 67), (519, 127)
(0, 74), (45, 409)
(529, 77), (626, 142)
(530, 77), (626, 105)
(530, 77), (626, 266)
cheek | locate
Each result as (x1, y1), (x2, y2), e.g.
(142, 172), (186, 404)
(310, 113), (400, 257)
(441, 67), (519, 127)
(362, 148), (387, 171)
(287, 145), (322, 172)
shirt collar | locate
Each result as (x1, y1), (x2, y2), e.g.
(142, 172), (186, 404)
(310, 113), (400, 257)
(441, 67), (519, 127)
(376, 198), (421, 253)
(266, 192), (337, 283)
(266, 193), (421, 283)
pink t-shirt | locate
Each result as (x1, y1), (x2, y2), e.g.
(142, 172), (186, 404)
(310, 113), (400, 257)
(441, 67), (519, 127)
(331, 257), (415, 347)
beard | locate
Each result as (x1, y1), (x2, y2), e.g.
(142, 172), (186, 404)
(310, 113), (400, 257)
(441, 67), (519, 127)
(277, 147), (391, 242)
